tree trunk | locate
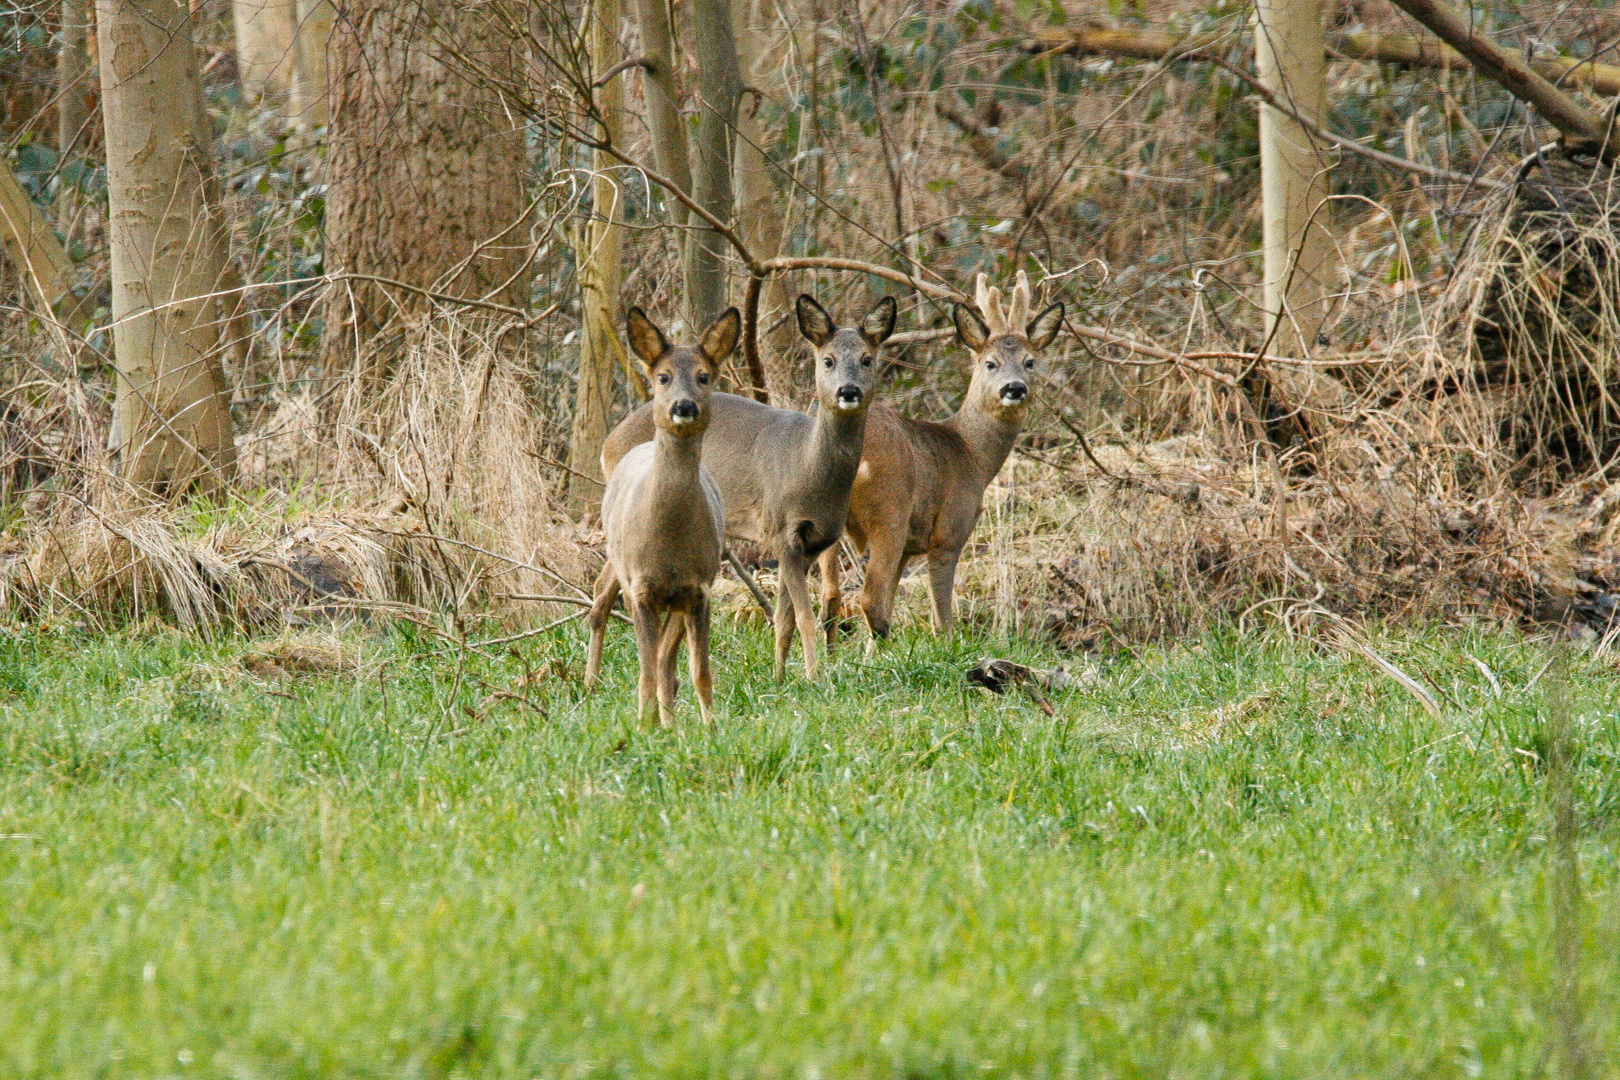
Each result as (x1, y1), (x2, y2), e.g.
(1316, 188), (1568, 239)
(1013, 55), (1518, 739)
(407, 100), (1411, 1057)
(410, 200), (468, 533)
(569, 0), (623, 508)
(288, 0), (334, 129)
(1254, 0), (1333, 355)
(731, 0), (795, 405)
(97, 0), (237, 496)
(231, 0), (297, 102)
(629, 0), (690, 249)
(0, 157), (71, 312)
(687, 0), (742, 330)
(57, 0), (89, 157)
(321, 0), (529, 383)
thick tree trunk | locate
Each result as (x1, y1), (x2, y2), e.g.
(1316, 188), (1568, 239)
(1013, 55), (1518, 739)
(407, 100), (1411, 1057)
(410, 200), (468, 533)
(1254, 0), (1333, 355)
(321, 0), (529, 383)
(688, 0), (742, 330)
(569, 0), (623, 507)
(731, 0), (795, 405)
(288, 0), (334, 129)
(231, 0), (297, 101)
(97, 0), (237, 495)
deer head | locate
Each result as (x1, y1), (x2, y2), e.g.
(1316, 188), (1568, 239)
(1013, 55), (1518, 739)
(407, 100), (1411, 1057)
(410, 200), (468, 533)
(796, 294), (897, 415)
(626, 306), (739, 436)
(951, 271), (1064, 424)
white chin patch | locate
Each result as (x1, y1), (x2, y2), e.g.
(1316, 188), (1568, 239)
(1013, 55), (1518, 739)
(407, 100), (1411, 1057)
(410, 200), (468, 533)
(836, 398), (862, 411)
(1000, 393), (1025, 407)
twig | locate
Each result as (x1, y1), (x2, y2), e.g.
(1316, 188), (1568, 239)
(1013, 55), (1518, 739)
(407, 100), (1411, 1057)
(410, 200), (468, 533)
(725, 549), (775, 627)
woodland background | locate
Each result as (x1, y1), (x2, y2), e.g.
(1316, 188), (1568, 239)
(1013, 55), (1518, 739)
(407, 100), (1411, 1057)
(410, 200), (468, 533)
(3, 0), (1620, 646)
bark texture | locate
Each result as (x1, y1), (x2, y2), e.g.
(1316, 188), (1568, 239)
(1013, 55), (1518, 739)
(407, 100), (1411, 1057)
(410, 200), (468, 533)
(1254, 0), (1333, 354)
(97, 0), (237, 495)
(57, 0), (90, 157)
(570, 0), (624, 506)
(321, 0), (529, 380)
(630, 0), (690, 236)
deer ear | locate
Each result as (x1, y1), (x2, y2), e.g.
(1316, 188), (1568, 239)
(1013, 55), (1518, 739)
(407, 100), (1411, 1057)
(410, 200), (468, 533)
(796, 294), (835, 348)
(626, 307), (670, 366)
(699, 307), (742, 361)
(860, 295), (897, 346)
(953, 302), (989, 351)
(1026, 302), (1064, 351)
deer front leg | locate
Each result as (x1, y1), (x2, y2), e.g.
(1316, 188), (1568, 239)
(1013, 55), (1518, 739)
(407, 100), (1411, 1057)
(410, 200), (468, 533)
(656, 612), (687, 713)
(584, 563), (620, 690)
(687, 598), (714, 724)
(779, 552), (820, 679)
(629, 598), (665, 727)
(926, 548), (961, 633)
(817, 545), (843, 648)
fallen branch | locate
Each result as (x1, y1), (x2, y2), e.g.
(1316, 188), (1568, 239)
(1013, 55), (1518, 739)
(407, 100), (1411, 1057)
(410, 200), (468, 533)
(725, 549), (775, 627)
(1029, 25), (1620, 97)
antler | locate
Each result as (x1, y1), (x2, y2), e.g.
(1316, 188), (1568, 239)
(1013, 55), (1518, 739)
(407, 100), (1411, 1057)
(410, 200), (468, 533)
(973, 270), (1035, 338)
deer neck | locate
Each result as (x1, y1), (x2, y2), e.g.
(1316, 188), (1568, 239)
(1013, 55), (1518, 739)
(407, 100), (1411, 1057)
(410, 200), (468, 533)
(946, 400), (1022, 487)
(805, 402), (868, 486)
(647, 425), (706, 509)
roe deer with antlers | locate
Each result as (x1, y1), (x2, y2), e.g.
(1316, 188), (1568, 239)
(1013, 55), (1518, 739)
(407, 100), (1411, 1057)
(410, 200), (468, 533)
(818, 272), (1063, 643)
(602, 294), (896, 679)
(585, 307), (735, 726)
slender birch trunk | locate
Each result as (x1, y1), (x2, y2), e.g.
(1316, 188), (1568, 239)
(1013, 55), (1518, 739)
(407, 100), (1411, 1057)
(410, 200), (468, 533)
(688, 0), (742, 329)
(1254, 0), (1333, 355)
(731, 0), (795, 404)
(98, 0), (237, 495)
(57, 0), (89, 158)
(569, 0), (623, 507)
(630, 0), (692, 304)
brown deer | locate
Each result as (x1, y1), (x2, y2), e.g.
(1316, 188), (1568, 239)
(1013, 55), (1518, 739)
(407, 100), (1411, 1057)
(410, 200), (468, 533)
(601, 294), (896, 679)
(585, 307), (735, 727)
(818, 271), (1063, 644)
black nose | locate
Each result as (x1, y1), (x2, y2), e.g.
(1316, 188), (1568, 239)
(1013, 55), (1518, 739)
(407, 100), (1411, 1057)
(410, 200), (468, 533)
(836, 384), (862, 404)
(1001, 382), (1028, 402)
(670, 399), (699, 420)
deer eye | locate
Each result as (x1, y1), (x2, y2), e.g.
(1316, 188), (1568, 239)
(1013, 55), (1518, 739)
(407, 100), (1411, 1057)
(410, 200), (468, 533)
(861, 356), (872, 367)
(985, 360), (998, 372)
(696, 371), (711, 385)
(1024, 359), (1035, 370)
(658, 373), (672, 385)
(824, 357), (835, 369)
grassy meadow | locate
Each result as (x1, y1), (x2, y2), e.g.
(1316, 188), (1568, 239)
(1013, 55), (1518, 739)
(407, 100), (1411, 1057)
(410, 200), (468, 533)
(1, 614), (1617, 1078)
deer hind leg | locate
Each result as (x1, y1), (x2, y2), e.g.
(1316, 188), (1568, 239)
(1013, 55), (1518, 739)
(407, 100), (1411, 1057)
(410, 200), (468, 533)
(656, 611), (687, 715)
(858, 526), (908, 647)
(687, 597), (714, 724)
(817, 545), (843, 647)
(584, 563), (621, 689)
(926, 549), (961, 633)
(629, 598), (664, 727)
(779, 552), (820, 679)
(772, 577), (796, 681)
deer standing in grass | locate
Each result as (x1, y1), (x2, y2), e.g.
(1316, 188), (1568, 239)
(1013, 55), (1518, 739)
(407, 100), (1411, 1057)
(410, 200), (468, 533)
(602, 294), (896, 679)
(818, 272), (1063, 644)
(585, 307), (736, 726)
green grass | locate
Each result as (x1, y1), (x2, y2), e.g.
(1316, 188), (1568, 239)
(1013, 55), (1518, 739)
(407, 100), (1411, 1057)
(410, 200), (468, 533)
(1, 615), (1616, 1078)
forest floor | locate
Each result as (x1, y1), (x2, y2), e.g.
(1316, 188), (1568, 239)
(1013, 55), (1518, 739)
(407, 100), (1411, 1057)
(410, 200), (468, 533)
(1, 616), (1617, 1077)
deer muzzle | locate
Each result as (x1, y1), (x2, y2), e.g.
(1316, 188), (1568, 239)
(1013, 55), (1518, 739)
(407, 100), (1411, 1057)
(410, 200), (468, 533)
(835, 384), (864, 411)
(999, 382), (1028, 405)
(668, 399), (701, 426)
